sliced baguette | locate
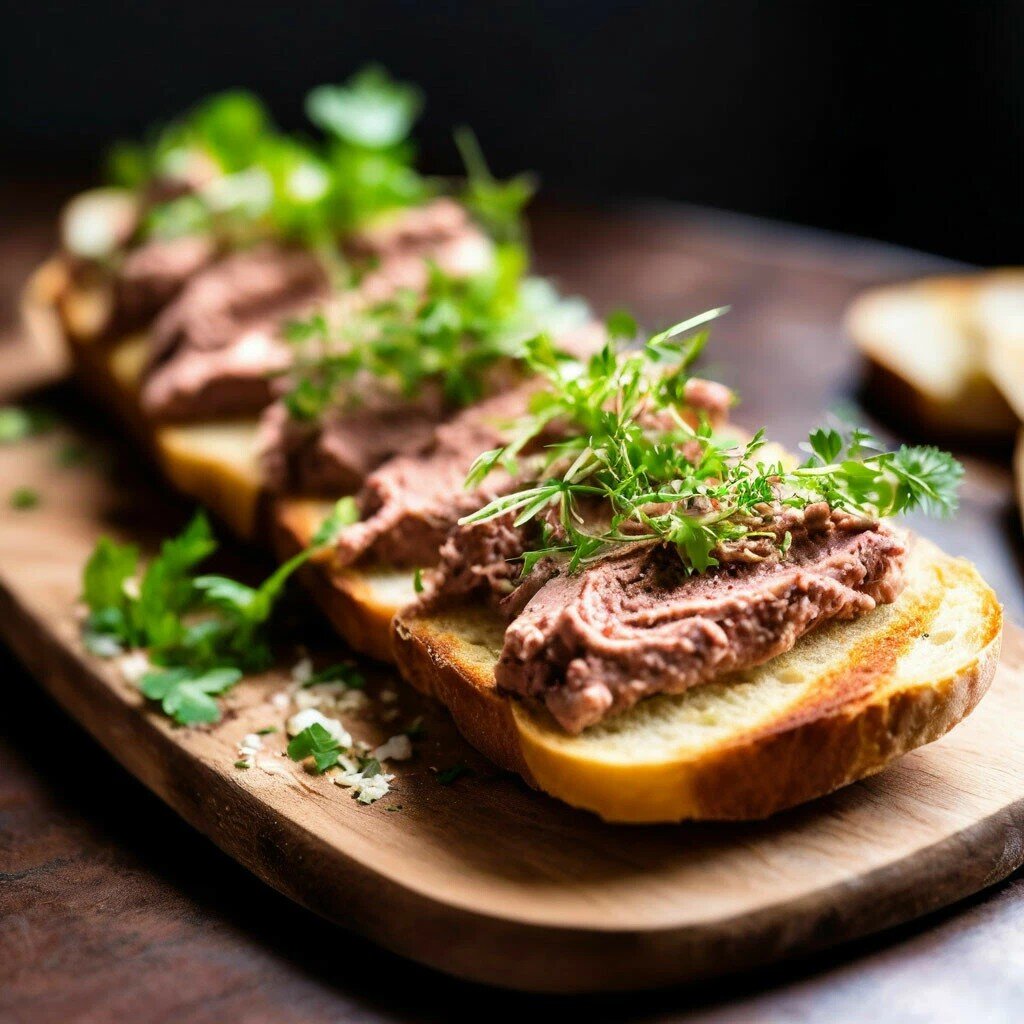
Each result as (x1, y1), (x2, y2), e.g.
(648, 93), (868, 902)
(848, 274), (1018, 440)
(156, 421), (265, 540)
(392, 540), (1001, 822)
(28, 258), (424, 654)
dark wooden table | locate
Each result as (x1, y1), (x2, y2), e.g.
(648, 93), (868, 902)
(2, 182), (1022, 1023)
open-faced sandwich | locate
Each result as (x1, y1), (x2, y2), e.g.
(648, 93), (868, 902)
(25, 71), (1002, 822)
(38, 66), (589, 544)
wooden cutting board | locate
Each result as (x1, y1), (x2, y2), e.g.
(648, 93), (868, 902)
(2, 416), (1023, 994)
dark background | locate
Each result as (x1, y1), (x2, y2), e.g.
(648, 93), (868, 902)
(3, 1), (1022, 264)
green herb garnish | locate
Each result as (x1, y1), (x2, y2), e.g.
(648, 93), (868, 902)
(80, 506), (347, 725)
(287, 722), (347, 773)
(281, 244), (585, 421)
(10, 487), (40, 510)
(307, 65), (422, 149)
(0, 406), (54, 444)
(455, 126), (535, 244)
(56, 442), (89, 467)
(105, 67), (428, 250)
(302, 662), (366, 689)
(462, 310), (963, 575)
(435, 764), (471, 785)
(140, 666), (243, 726)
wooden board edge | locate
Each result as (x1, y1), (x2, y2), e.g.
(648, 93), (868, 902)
(4, 566), (1024, 992)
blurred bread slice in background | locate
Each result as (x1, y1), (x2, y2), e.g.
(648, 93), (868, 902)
(847, 274), (1019, 441)
(978, 271), (1024, 419)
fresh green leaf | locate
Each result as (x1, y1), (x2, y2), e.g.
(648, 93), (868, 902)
(10, 487), (40, 510)
(306, 66), (423, 148)
(605, 309), (638, 341)
(287, 722), (347, 773)
(56, 442), (89, 467)
(83, 537), (139, 617)
(312, 496), (359, 545)
(455, 126), (535, 243)
(140, 666), (242, 725)
(80, 512), (333, 725)
(303, 662), (365, 689)
(435, 763), (471, 785)
(0, 406), (53, 443)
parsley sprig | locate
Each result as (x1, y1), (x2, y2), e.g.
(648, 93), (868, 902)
(280, 244), (587, 421)
(80, 502), (354, 724)
(287, 722), (347, 773)
(461, 311), (963, 575)
(454, 127), (536, 244)
(105, 66), (429, 249)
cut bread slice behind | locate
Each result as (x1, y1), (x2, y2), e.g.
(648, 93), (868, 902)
(42, 261), (267, 540)
(392, 539), (1002, 822)
(25, 263), (444, 659)
(978, 271), (1024, 420)
(848, 274), (1018, 440)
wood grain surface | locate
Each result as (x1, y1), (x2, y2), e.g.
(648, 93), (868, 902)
(3, 182), (1024, 1020)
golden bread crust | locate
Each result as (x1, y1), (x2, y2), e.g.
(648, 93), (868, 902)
(393, 545), (1002, 821)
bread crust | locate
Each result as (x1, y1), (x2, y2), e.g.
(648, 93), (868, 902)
(392, 545), (1002, 821)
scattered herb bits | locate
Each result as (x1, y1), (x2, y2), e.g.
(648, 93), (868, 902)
(10, 487), (39, 510)
(0, 406), (54, 444)
(287, 722), (347, 774)
(435, 764), (471, 785)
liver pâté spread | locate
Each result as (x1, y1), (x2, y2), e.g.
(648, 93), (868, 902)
(322, 372), (737, 573)
(396, 366), (910, 733)
(426, 504), (907, 733)
(142, 244), (329, 420)
(133, 199), (491, 422)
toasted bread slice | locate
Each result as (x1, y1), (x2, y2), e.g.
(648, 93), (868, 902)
(157, 420), (264, 539)
(77, 330), (263, 539)
(392, 540), (1001, 822)
(848, 274), (1018, 440)
(978, 271), (1024, 420)
(28, 258), (423, 654)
